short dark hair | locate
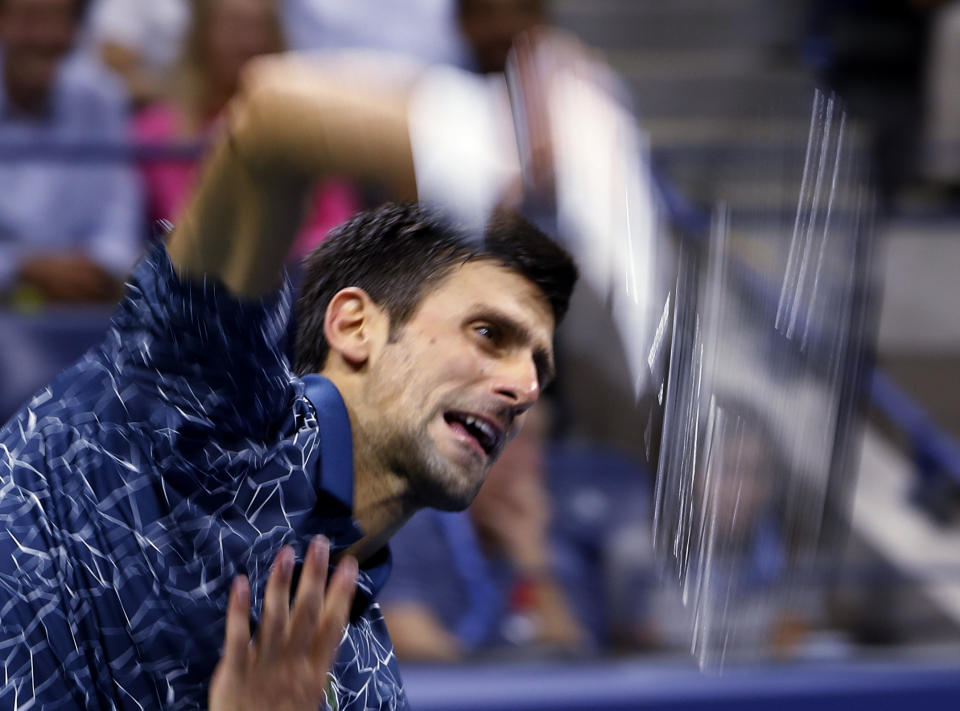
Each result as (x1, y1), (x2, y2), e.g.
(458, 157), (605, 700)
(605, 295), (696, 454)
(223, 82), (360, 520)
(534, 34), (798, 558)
(293, 202), (577, 375)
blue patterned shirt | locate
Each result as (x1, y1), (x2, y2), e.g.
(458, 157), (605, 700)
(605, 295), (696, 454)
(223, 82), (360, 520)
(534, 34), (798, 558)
(0, 243), (407, 711)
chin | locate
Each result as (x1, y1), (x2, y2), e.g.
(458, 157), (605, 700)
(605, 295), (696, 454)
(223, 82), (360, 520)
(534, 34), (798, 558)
(412, 464), (486, 512)
(392, 425), (490, 510)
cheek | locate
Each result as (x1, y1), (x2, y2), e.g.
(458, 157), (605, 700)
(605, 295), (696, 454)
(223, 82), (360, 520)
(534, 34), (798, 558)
(412, 329), (482, 377)
(434, 349), (490, 386)
(385, 327), (490, 405)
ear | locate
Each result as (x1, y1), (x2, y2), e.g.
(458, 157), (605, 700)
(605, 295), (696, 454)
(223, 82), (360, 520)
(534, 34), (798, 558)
(323, 287), (382, 368)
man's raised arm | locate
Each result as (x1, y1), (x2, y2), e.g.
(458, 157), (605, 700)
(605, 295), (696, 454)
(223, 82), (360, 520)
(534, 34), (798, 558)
(166, 54), (421, 298)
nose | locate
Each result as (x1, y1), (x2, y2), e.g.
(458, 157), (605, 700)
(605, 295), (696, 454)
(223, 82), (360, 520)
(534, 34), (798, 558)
(491, 351), (540, 412)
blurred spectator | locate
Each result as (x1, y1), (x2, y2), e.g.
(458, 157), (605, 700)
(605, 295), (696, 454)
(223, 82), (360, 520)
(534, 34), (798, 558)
(457, 0), (545, 74)
(453, 0), (652, 464)
(87, 0), (189, 105)
(381, 402), (652, 661)
(134, 0), (359, 259)
(647, 397), (830, 658)
(276, 0), (547, 74)
(923, 0), (960, 191)
(0, 0), (143, 305)
(404, 0), (552, 235)
(280, 0), (465, 65)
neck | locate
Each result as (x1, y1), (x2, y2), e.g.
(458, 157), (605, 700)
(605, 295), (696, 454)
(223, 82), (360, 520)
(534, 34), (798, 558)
(326, 367), (421, 563)
(346, 462), (417, 563)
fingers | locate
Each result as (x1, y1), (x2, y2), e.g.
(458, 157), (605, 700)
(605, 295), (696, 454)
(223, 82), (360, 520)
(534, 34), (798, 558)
(288, 536), (331, 648)
(254, 543), (356, 671)
(211, 548), (357, 711)
(311, 556), (357, 664)
(258, 545), (295, 658)
(221, 575), (252, 678)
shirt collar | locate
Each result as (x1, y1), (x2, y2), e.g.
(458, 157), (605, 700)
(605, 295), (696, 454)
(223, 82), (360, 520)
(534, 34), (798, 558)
(301, 373), (354, 513)
(300, 374), (393, 612)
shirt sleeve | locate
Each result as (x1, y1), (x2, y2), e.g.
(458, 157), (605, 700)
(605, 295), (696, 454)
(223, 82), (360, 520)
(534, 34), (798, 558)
(108, 239), (295, 432)
(0, 425), (94, 709)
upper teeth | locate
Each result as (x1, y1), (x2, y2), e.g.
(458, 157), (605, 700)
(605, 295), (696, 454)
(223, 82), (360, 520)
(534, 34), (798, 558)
(464, 415), (496, 443)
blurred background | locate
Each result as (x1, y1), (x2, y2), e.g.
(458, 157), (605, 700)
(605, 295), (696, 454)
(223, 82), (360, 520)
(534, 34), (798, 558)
(1, 0), (959, 708)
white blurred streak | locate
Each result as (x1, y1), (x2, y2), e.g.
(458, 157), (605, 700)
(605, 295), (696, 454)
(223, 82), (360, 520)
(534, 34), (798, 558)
(497, 41), (876, 668)
(550, 70), (663, 399)
(804, 110), (845, 348)
(649, 292), (671, 403)
(408, 66), (520, 235)
(652, 90), (876, 668)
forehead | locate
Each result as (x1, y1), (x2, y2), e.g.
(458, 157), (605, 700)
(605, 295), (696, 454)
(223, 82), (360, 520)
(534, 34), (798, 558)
(417, 259), (554, 333)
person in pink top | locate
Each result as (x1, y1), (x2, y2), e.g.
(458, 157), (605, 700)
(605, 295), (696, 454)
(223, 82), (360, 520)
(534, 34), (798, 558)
(134, 0), (359, 260)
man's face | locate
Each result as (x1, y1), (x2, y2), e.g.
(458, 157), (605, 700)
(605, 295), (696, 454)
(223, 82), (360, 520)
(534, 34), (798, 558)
(0, 0), (78, 103)
(358, 260), (555, 511)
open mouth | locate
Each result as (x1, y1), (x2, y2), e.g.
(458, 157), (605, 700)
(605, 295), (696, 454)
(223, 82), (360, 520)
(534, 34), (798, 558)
(443, 411), (504, 457)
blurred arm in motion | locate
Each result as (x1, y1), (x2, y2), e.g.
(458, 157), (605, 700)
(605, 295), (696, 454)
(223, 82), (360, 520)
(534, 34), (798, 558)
(166, 52), (421, 297)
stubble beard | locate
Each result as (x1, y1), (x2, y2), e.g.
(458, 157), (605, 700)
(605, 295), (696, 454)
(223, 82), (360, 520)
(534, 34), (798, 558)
(375, 412), (488, 513)
(360, 353), (490, 512)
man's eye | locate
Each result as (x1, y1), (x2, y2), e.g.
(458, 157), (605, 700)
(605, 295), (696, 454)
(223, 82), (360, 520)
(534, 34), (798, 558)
(475, 324), (500, 342)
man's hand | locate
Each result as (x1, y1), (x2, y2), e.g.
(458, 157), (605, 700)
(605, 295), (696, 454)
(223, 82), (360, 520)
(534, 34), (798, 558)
(209, 538), (358, 711)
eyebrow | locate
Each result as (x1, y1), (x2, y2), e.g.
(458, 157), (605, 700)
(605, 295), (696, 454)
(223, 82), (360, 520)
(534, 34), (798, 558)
(471, 306), (556, 387)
